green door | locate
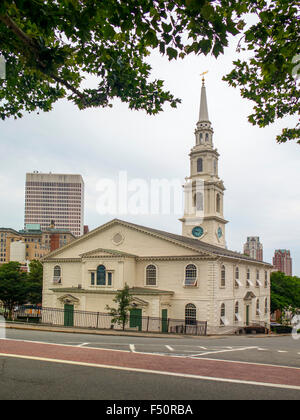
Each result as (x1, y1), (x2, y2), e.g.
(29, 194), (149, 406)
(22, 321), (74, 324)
(130, 308), (142, 331)
(161, 309), (168, 333)
(64, 304), (74, 327)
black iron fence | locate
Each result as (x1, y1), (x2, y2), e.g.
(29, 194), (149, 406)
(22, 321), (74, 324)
(12, 306), (207, 336)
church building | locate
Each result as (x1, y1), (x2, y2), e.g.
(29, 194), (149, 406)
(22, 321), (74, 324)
(42, 80), (272, 334)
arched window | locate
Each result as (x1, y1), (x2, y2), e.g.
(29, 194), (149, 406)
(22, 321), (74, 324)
(264, 271), (268, 288)
(53, 265), (61, 284)
(256, 299), (260, 316)
(97, 265), (106, 286)
(185, 303), (196, 325)
(146, 264), (157, 286)
(194, 192), (203, 211)
(54, 265), (61, 277)
(216, 193), (221, 213)
(197, 158), (203, 173)
(235, 266), (240, 288)
(265, 298), (268, 315)
(205, 133), (209, 142)
(235, 301), (239, 322)
(220, 303), (226, 326)
(221, 265), (226, 287)
(256, 270), (260, 287)
(185, 264), (197, 286)
(246, 268), (250, 287)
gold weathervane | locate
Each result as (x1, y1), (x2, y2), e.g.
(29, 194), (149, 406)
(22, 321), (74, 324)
(200, 71), (209, 85)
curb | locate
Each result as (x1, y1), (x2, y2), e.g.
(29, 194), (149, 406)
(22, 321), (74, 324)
(3, 322), (292, 339)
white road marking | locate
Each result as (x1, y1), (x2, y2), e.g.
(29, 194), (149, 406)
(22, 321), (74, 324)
(77, 343), (89, 347)
(198, 346), (207, 350)
(165, 345), (174, 352)
(129, 344), (136, 353)
(1, 352), (300, 392)
(189, 346), (258, 358)
(278, 350), (288, 353)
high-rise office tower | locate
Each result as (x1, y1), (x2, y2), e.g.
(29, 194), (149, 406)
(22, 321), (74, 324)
(273, 249), (292, 276)
(243, 237), (263, 261)
(25, 172), (84, 237)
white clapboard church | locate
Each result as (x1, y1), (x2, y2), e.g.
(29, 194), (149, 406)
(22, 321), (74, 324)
(42, 79), (272, 334)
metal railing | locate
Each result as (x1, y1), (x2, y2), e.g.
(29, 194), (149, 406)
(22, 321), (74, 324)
(12, 306), (207, 336)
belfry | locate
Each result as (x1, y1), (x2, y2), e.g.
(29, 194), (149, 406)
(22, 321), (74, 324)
(180, 76), (228, 248)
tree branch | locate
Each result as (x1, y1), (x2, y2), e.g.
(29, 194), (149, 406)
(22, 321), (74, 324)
(0, 13), (87, 105)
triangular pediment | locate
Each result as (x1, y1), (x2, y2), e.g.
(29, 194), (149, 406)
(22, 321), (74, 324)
(244, 291), (256, 301)
(58, 294), (80, 305)
(79, 248), (137, 259)
(42, 218), (214, 260)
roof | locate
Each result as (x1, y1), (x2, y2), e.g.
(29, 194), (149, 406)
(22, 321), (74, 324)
(114, 219), (272, 265)
(43, 218), (272, 266)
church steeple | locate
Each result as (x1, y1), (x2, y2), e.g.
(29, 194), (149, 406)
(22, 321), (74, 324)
(180, 77), (228, 248)
(199, 78), (210, 123)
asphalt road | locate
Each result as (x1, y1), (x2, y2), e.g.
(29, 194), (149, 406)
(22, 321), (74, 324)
(4, 328), (300, 367)
(0, 328), (299, 401)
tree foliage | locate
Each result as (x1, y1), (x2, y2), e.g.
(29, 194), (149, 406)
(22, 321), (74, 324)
(0, 262), (28, 319)
(0, 261), (43, 318)
(106, 283), (134, 330)
(0, 0), (299, 142)
(270, 271), (300, 314)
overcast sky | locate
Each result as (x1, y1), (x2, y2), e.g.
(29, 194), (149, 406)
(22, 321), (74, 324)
(0, 33), (299, 275)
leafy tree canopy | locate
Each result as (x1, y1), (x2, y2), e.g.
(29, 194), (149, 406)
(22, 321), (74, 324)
(271, 271), (300, 313)
(0, 0), (299, 143)
(0, 261), (28, 318)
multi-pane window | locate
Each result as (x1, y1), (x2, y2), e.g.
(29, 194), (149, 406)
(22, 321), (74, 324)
(185, 264), (197, 286)
(53, 265), (61, 284)
(246, 268), (250, 288)
(221, 265), (226, 287)
(197, 158), (203, 173)
(146, 265), (157, 286)
(234, 302), (239, 323)
(185, 304), (196, 325)
(264, 271), (268, 288)
(256, 299), (260, 316)
(265, 298), (268, 315)
(97, 265), (106, 286)
(220, 303), (226, 326)
(256, 270), (261, 287)
(90, 265), (113, 287)
(235, 267), (240, 288)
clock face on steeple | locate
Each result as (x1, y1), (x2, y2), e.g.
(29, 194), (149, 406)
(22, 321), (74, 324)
(192, 226), (204, 238)
(217, 227), (223, 238)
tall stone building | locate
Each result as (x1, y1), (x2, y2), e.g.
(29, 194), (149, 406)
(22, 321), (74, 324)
(244, 237), (263, 261)
(25, 172), (84, 237)
(273, 250), (292, 276)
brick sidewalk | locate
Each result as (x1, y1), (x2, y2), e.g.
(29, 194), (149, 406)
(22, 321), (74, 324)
(0, 339), (299, 389)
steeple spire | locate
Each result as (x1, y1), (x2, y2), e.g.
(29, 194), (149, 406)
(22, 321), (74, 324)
(199, 71), (209, 123)
(199, 81), (210, 123)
